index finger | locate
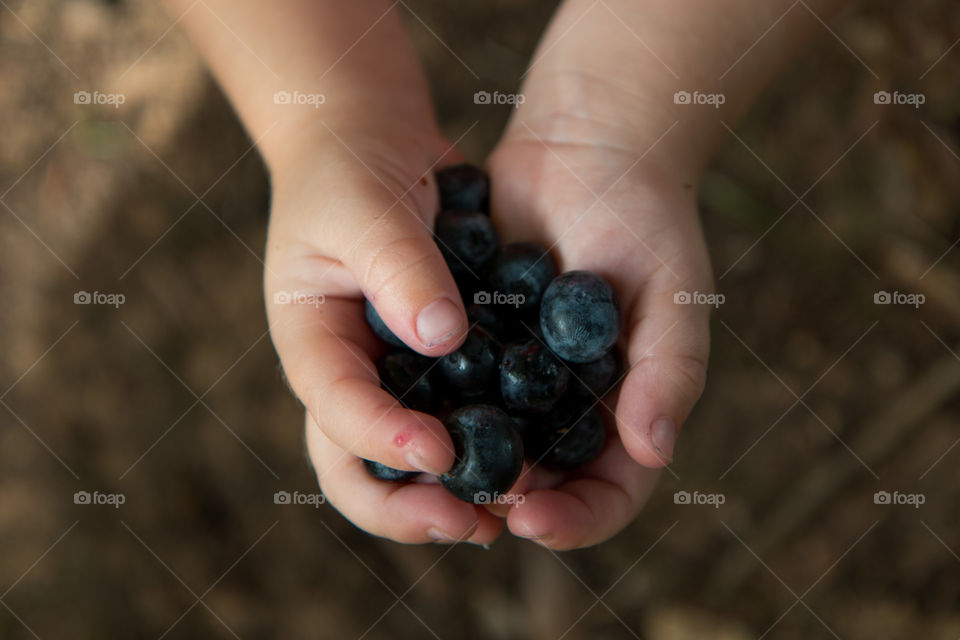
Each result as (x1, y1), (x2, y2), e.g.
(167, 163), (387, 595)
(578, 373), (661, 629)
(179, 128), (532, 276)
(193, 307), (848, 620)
(268, 291), (456, 475)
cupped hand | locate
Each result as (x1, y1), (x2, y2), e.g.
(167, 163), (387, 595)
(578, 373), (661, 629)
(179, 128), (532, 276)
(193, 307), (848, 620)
(265, 122), (504, 545)
(484, 120), (714, 549)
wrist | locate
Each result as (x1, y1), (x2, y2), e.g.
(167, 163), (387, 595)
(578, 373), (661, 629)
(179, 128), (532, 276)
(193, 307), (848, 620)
(264, 113), (454, 223)
(261, 93), (446, 187)
(504, 68), (711, 188)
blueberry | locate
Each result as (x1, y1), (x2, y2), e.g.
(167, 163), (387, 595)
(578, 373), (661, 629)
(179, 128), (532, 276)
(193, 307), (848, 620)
(571, 349), (621, 399)
(448, 386), (502, 407)
(439, 326), (500, 394)
(485, 242), (557, 312)
(522, 400), (606, 471)
(363, 459), (419, 482)
(509, 414), (535, 441)
(540, 271), (621, 363)
(439, 405), (523, 502)
(436, 164), (489, 213)
(434, 211), (498, 279)
(466, 303), (507, 340)
(500, 339), (570, 413)
(502, 313), (543, 344)
(365, 300), (406, 348)
(377, 350), (441, 413)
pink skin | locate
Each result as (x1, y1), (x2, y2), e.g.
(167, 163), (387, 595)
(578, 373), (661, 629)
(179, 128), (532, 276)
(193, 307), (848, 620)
(272, 116), (713, 547)
(160, 0), (843, 549)
(163, 0), (844, 548)
(265, 124), (471, 479)
(160, 0), (745, 547)
(482, 135), (712, 548)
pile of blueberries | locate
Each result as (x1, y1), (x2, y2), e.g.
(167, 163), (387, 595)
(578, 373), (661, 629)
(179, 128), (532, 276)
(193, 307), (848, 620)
(363, 164), (623, 503)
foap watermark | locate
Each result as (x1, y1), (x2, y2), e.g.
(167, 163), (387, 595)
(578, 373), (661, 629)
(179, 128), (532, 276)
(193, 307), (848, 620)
(474, 491), (525, 506)
(674, 290), (724, 308)
(874, 490), (924, 509)
(474, 290), (525, 308)
(874, 290), (924, 308)
(74, 490), (126, 508)
(74, 290), (125, 308)
(674, 490), (726, 508)
(674, 90), (725, 109)
(474, 90), (525, 108)
(274, 490), (326, 508)
(873, 90), (925, 109)
(73, 90), (126, 109)
(273, 90), (326, 108)
(273, 290), (325, 308)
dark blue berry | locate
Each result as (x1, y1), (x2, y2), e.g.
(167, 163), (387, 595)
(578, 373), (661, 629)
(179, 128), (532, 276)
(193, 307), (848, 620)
(448, 386), (502, 407)
(572, 349), (621, 399)
(436, 164), (489, 213)
(438, 326), (500, 394)
(363, 459), (418, 482)
(501, 313), (543, 344)
(500, 339), (570, 413)
(484, 242), (557, 312)
(466, 303), (508, 340)
(509, 414), (535, 441)
(439, 405), (523, 502)
(540, 271), (621, 363)
(377, 350), (440, 413)
(522, 400), (606, 471)
(434, 211), (498, 279)
(365, 300), (406, 348)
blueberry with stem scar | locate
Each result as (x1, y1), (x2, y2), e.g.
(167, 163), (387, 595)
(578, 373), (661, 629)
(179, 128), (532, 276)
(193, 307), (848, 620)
(434, 211), (498, 280)
(500, 338), (570, 413)
(436, 164), (490, 213)
(439, 405), (523, 503)
(438, 326), (500, 394)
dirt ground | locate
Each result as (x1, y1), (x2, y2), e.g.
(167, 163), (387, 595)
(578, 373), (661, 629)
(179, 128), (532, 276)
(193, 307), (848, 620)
(2, 0), (959, 638)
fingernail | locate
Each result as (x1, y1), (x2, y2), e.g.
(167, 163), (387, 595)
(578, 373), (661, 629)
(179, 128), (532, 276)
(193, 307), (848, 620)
(427, 527), (456, 542)
(650, 417), (676, 462)
(516, 531), (553, 546)
(416, 298), (463, 347)
(514, 526), (548, 541)
(405, 450), (444, 476)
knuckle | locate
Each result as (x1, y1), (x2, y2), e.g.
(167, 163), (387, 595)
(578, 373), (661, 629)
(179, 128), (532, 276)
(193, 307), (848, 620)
(314, 377), (391, 437)
(358, 234), (440, 300)
(667, 352), (709, 401)
(631, 351), (708, 404)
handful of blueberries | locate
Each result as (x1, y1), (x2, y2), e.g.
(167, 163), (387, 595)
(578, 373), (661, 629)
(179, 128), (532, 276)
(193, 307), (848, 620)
(363, 164), (623, 504)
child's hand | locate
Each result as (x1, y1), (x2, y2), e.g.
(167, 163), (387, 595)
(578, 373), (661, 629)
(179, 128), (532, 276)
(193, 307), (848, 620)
(264, 124), (504, 545)
(166, 0), (829, 549)
(483, 122), (713, 549)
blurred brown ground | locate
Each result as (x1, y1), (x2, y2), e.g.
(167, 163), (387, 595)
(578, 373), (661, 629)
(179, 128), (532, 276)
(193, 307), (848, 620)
(1, 1), (960, 638)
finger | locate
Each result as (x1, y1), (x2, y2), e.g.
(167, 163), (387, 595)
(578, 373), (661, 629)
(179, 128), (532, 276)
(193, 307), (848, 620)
(268, 295), (455, 474)
(614, 272), (711, 468)
(506, 438), (660, 550)
(310, 169), (468, 356)
(307, 416), (504, 545)
(482, 462), (565, 519)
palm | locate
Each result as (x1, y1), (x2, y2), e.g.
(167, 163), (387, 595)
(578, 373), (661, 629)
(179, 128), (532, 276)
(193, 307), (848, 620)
(485, 137), (713, 548)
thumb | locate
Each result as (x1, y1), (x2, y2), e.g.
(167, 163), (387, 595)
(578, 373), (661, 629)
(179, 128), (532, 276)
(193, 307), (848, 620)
(614, 277), (711, 468)
(316, 172), (468, 356)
